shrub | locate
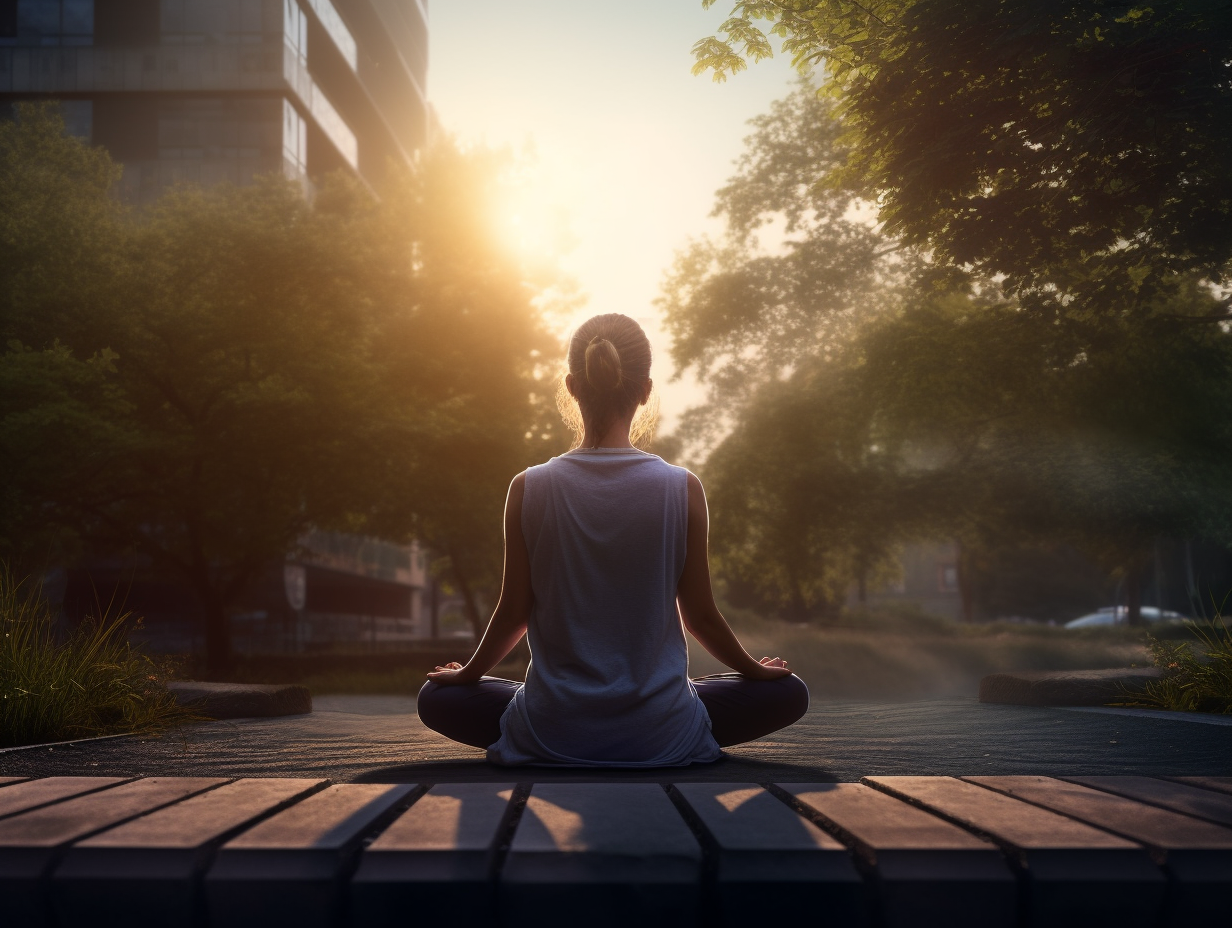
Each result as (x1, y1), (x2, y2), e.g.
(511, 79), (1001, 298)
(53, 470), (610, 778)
(1127, 615), (1232, 715)
(0, 572), (192, 747)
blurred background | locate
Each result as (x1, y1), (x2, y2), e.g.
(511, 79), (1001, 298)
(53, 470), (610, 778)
(2, 0), (1230, 700)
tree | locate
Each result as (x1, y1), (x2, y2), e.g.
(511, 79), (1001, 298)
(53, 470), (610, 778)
(0, 106), (565, 672)
(695, 0), (1232, 318)
(703, 362), (927, 619)
(660, 80), (915, 454)
(857, 284), (1232, 623)
(665, 77), (1232, 625)
(355, 145), (571, 635)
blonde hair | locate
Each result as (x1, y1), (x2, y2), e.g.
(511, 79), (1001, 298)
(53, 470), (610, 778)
(557, 314), (660, 449)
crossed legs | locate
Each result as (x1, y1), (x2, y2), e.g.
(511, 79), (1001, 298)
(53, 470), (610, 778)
(416, 672), (809, 752)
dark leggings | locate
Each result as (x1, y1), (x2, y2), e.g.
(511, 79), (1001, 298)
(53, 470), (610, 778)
(417, 672), (809, 753)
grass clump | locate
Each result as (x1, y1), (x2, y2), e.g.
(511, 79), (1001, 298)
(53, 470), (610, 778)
(0, 573), (192, 748)
(1129, 615), (1232, 714)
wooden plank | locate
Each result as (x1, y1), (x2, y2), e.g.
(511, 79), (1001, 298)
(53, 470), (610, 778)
(866, 776), (1163, 928)
(349, 783), (515, 927)
(0, 778), (30, 788)
(501, 783), (702, 928)
(784, 783), (1015, 928)
(0, 777), (224, 928)
(674, 783), (867, 926)
(1066, 776), (1232, 828)
(1166, 776), (1232, 798)
(52, 778), (326, 928)
(205, 783), (417, 928)
(964, 776), (1232, 922)
(962, 776), (1232, 850)
(0, 777), (132, 821)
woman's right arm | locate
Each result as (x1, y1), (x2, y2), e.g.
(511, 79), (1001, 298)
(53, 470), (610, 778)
(427, 472), (532, 685)
(677, 471), (791, 680)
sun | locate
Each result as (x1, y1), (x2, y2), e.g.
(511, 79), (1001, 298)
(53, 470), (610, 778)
(492, 153), (577, 266)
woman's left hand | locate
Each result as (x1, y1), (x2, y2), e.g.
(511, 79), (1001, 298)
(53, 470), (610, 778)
(426, 661), (480, 685)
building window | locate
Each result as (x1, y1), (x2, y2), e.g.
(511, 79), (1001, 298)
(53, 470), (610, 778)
(0, 0), (94, 45)
(94, 0), (157, 45)
(1, 1), (17, 38)
(282, 99), (306, 177)
(284, 0), (305, 62)
(160, 0), (269, 46)
(938, 565), (959, 594)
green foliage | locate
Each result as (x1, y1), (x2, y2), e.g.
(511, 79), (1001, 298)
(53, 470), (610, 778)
(0, 104), (567, 672)
(0, 572), (191, 748)
(695, 1), (1232, 317)
(859, 284), (1232, 558)
(0, 341), (132, 566)
(666, 75), (1232, 621)
(660, 81), (910, 434)
(1129, 615), (1232, 714)
(704, 364), (918, 620)
(0, 103), (122, 349)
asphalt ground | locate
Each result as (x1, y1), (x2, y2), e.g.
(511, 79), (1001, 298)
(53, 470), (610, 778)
(4, 696), (1231, 783)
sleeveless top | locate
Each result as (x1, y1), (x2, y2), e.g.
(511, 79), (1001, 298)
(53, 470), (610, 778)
(486, 448), (722, 766)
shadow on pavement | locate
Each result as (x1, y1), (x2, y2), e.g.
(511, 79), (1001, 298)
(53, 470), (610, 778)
(353, 753), (841, 784)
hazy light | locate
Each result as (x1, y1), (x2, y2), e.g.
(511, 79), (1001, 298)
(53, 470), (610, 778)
(429, 1), (798, 429)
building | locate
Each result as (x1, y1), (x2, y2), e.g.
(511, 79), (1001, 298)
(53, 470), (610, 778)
(6, 0), (442, 651)
(0, 0), (428, 200)
(853, 541), (964, 622)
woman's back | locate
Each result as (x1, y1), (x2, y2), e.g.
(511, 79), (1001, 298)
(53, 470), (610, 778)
(486, 447), (721, 766)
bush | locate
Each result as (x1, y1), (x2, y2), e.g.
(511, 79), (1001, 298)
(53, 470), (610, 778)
(0, 572), (192, 747)
(1127, 615), (1232, 714)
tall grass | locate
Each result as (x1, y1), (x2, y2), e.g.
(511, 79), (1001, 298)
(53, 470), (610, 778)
(0, 573), (192, 747)
(1127, 614), (1232, 714)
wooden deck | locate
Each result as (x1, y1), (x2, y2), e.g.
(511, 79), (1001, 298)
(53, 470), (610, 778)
(0, 774), (1229, 927)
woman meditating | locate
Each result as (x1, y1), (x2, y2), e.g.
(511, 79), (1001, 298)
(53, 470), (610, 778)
(418, 313), (808, 766)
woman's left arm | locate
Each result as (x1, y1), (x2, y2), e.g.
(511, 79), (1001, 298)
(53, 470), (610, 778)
(426, 472), (533, 685)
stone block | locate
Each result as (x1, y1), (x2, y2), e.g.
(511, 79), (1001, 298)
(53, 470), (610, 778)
(0, 777), (131, 821)
(53, 778), (325, 928)
(866, 776), (1163, 927)
(501, 783), (702, 928)
(168, 681), (311, 719)
(205, 783), (416, 928)
(965, 776), (1232, 924)
(978, 668), (1162, 706)
(0, 777), (223, 927)
(785, 783), (1015, 928)
(674, 783), (867, 926)
(349, 783), (515, 926)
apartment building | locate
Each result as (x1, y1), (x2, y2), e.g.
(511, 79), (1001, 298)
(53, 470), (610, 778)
(0, 0), (428, 200)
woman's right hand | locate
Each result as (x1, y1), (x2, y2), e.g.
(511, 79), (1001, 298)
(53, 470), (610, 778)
(744, 656), (793, 680)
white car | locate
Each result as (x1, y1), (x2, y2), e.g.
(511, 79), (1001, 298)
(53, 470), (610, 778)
(1064, 606), (1188, 629)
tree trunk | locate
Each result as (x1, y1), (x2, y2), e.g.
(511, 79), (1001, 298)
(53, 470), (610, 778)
(957, 542), (975, 623)
(429, 576), (440, 640)
(856, 565), (868, 605)
(1126, 562), (1145, 627)
(201, 592), (232, 679)
(448, 547), (485, 639)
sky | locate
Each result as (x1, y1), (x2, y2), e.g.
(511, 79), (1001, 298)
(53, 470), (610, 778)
(427, 1), (799, 427)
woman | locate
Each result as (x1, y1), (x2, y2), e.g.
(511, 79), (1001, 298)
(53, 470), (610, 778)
(418, 313), (808, 766)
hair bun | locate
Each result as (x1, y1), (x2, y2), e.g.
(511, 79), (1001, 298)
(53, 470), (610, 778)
(585, 336), (623, 392)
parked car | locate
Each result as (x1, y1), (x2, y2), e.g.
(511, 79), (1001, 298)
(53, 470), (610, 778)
(1064, 606), (1189, 629)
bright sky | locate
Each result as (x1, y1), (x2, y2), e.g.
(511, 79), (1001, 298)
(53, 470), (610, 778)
(427, 1), (798, 427)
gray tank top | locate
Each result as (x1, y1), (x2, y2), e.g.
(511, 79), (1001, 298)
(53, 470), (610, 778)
(486, 448), (721, 766)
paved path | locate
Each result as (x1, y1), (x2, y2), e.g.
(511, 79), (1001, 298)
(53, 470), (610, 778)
(4, 697), (1231, 783)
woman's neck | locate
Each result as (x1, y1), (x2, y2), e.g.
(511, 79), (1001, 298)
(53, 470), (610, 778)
(580, 416), (636, 449)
